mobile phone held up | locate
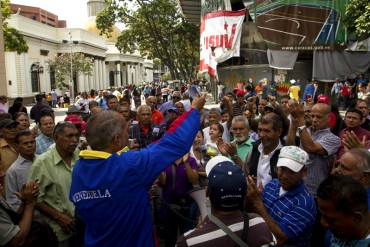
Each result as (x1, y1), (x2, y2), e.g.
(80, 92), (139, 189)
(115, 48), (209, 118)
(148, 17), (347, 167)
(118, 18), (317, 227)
(189, 86), (202, 99)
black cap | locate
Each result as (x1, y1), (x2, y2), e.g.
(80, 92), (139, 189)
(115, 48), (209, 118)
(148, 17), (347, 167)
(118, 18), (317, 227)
(0, 119), (19, 129)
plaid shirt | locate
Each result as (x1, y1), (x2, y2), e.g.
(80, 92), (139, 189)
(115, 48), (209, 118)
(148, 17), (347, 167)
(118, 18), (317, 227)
(35, 133), (54, 155)
(129, 122), (164, 148)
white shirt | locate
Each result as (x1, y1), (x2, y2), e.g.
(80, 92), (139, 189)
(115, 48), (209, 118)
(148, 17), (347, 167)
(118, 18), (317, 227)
(257, 140), (283, 186)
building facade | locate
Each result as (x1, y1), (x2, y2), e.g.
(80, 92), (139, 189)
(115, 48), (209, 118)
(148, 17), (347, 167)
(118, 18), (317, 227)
(3, 1), (153, 101)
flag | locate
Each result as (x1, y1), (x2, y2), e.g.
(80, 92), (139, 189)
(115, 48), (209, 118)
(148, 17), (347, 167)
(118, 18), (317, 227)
(199, 9), (246, 77)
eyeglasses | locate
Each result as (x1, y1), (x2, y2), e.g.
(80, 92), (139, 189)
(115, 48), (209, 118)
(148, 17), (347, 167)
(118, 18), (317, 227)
(172, 97), (180, 99)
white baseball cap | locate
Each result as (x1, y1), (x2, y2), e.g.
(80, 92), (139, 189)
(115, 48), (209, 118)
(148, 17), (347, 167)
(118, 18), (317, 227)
(277, 146), (308, 172)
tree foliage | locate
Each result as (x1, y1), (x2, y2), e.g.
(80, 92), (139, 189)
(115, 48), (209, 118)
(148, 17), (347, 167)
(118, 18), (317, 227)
(96, 0), (199, 81)
(1, 0), (28, 53)
(46, 53), (94, 89)
(343, 0), (370, 38)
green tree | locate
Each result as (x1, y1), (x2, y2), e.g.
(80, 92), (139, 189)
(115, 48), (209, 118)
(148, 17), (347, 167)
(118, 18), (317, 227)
(1, 0), (28, 53)
(343, 0), (370, 38)
(46, 53), (94, 89)
(96, 0), (199, 81)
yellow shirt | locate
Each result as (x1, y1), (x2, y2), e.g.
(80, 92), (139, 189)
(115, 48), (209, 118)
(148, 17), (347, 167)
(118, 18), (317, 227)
(0, 139), (18, 172)
(289, 86), (300, 100)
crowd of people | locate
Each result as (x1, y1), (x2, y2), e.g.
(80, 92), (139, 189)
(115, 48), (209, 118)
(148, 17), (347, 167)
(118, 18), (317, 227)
(0, 77), (369, 247)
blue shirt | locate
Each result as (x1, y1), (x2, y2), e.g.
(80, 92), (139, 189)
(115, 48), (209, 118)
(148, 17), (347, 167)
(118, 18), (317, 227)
(35, 133), (54, 155)
(302, 84), (315, 102)
(69, 109), (201, 247)
(262, 179), (317, 247)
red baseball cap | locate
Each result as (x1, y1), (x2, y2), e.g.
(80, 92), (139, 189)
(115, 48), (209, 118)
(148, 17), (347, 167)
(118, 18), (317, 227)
(317, 95), (329, 104)
(64, 114), (83, 125)
(235, 90), (245, 96)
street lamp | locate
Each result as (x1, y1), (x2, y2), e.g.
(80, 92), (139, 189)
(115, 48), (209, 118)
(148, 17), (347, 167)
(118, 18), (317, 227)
(62, 31), (78, 104)
(31, 62), (44, 93)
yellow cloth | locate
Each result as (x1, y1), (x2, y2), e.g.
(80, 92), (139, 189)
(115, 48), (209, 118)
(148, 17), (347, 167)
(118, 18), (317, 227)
(79, 147), (129, 159)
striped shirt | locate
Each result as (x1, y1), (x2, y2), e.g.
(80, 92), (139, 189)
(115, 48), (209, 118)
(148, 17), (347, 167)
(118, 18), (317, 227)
(302, 127), (340, 197)
(176, 213), (275, 247)
(262, 179), (317, 247)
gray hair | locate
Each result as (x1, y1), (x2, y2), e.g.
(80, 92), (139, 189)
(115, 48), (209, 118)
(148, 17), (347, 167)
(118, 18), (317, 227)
(53, 121), (76, 138)
(209, 108), (221, 116)
(86, 111), (125, 151)
(137, 105), (151, 116)
(232, 115), (249, 128)
(348, 148), (370, 175)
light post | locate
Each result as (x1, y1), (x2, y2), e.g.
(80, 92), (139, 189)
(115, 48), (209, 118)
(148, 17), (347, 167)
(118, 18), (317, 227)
(63, 31), (78, 104)
(31, 62), (44, 93)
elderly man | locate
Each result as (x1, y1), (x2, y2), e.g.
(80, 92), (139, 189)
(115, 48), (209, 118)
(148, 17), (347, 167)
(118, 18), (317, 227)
(35, 115), (55, 155)
(0, 119), (19, 173)
(287, 101), (340, 245)
(129, 105), (165, 149)
(159, 90), (182, 120)
(6, 130), (36, 210)
(248, 146), (317, 246)
(69, 94), (206, 247)
(332, 148), (370, 206)
(177, 156), (275, 247)
(28, 122), (80, 246)
(317, 175), (370, 246)
(219, 116), (254, 165)
(146, 96), (164, 125)
(337, 108), (370, 158)
(244, 113), (283, 186)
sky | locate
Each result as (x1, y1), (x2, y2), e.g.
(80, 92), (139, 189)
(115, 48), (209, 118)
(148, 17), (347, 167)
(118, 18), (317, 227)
(10, 0), (89, 28)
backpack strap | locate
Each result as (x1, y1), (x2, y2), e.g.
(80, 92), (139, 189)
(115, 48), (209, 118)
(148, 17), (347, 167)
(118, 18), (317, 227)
(209, 213), (249, 247)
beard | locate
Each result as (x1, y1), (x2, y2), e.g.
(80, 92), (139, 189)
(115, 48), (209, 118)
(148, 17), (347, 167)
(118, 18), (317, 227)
(233, 135), (247, 143)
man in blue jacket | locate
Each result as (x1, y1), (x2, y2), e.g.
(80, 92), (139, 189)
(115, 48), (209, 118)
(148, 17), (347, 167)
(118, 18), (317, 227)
(69, 94), (206, 247)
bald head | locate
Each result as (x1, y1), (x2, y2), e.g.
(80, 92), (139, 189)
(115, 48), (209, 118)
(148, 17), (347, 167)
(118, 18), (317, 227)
(146, 96), (157, 111)
(86, 111), (127, 151)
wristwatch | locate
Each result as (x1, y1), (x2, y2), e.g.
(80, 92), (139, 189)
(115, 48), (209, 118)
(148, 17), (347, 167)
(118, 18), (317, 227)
(297, 125), (306, 134)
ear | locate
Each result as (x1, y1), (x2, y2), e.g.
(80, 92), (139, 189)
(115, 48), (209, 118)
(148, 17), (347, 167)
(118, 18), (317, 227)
(277, 127), (283, 137)
(352, 211), (364, 224)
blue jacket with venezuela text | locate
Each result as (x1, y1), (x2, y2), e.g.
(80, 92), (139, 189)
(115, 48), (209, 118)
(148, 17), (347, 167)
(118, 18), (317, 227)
(69, 108), (200, 247)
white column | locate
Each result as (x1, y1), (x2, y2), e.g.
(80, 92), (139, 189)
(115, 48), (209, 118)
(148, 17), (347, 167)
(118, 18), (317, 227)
(116, 62), (121, 87)
(98, 60), (103, 90)
(102, 62), (107, 90)
(94, 59), (99, 90)
(121, 64), (126, 86)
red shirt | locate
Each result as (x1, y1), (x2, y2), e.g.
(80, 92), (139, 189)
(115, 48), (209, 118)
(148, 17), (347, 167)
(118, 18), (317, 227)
(151, 109), (164, 125)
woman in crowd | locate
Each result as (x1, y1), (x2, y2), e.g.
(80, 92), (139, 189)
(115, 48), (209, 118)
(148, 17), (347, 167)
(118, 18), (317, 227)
(13, 112), (30, 131)
(158, 153), (198, 247)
